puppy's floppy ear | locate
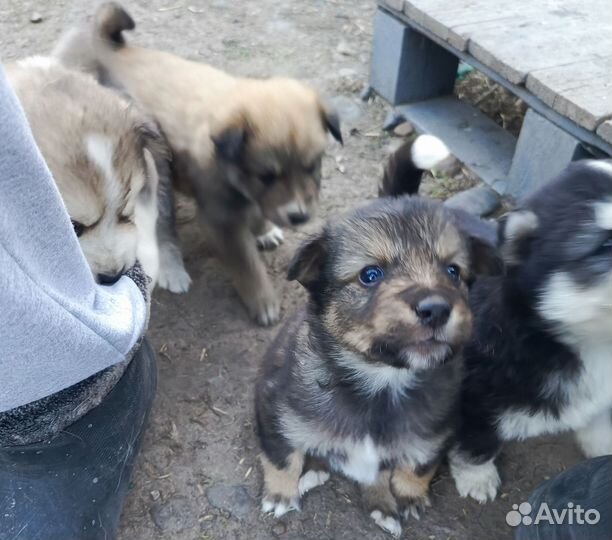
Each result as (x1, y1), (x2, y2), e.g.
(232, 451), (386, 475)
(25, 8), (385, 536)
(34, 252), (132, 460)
(320, 105), (343, 145)
(449, 208), (498, 248)
(468, 236), (504, 277)
(137, 119), (171, 163)
(447, 204), (503, 277)
(498, 210), (539, 266)
(287, 232), (328, 290)
(136, 119), (168, 199)
(211, 122), (248, 162)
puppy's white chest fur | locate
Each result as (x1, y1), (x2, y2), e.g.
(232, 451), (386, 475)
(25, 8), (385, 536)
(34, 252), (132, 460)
(282, 417), (383, 485)
(330, 436), (380, 485)
(498, 344), (612, 440)
(282, 413), (440, 485)
(329, 434), (440, 485)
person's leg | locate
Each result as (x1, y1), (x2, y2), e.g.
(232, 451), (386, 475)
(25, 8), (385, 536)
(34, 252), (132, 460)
(0, 339), (156, 540)
(574, 410), (612, 458)
(516, 456), (612, 540)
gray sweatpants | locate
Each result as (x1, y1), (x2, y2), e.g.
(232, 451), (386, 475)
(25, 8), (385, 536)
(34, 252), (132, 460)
(0, 64), (147, 413)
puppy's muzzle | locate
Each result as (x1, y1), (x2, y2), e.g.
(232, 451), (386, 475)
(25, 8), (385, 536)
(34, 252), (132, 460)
(97, 272), (123, 285)
(288, 211), (310, 226)
(276, 200), (314, 228)
(415, 296), (451, 329)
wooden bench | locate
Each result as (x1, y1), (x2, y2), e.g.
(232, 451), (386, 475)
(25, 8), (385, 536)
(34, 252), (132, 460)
(369, 0), (612, 199)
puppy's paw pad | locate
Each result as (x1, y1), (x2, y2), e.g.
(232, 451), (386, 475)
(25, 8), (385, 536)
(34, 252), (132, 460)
(453, 462), (500, 503)
(370, 510), (402, 538)
(298, 470), (330, 496)
(158, 266), (192, 294)
(257, 226), (284, 251)
(261, 495), (300, 518)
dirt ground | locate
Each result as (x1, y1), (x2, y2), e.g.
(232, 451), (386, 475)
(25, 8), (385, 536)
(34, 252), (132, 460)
(0, 1), (583, 539)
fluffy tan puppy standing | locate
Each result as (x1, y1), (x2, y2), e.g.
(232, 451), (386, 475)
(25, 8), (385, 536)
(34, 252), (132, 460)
(56, 2), (342, 325)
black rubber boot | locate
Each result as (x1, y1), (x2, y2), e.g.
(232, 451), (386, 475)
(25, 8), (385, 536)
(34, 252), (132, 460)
(0, 339), (157, 540)
(516, 456), (612, 540)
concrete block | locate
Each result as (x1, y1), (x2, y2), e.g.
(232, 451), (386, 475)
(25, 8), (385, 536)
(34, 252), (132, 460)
(445, 185), (501, 217)
(370, 8), (458, 105)
(506, 109), (590, 199)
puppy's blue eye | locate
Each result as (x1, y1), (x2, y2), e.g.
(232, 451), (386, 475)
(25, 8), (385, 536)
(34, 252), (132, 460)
(447, 264), (461, 281)
(359, 265), (384, 286)
(602, 238), (612, 250)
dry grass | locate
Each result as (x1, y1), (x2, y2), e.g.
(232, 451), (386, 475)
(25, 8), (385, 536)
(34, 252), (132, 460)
(455, 70), (527, 137)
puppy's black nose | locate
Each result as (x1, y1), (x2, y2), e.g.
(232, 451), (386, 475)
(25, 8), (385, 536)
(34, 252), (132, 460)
(97, 273), (122, 285)
(288, 212), (310, 225)
(416, 298), (451, 328)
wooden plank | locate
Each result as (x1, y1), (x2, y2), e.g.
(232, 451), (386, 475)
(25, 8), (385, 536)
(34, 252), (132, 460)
(398, 0), (612, 85)
(444, 2), (609, 52)
(468, 21), (612, 85)
(380, 0), (406, 12)
(400, 0), (612, 55)
(402, 0), (554, 52)
(376, 5), (612, 156)
(402, 0), (517, 51)
(597, 120), (612, 145)
(396, 95), (516, 192)
(545, 77), (612, 131)
(527, 57), (612, 108)
(526, 58), (612, 130)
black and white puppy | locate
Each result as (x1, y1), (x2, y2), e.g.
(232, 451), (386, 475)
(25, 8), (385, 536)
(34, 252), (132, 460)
(450, 160), (612, 503)
(255, 136), (502, 537)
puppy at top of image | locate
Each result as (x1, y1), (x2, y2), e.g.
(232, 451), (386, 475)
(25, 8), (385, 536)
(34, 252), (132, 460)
(5, 56), (164, 287)
(54, 2), (343, 325)
(255, 135), (503, 537)
(449, 159), (612, 504)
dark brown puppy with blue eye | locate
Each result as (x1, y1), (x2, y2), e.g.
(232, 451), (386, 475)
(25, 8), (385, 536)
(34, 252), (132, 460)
(255, 135), (502, 537)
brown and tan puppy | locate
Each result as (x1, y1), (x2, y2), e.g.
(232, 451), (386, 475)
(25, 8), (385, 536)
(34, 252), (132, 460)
(55, 2), (342, 325)
(6, 56), (164, 285)
(255, 136), (503, 537)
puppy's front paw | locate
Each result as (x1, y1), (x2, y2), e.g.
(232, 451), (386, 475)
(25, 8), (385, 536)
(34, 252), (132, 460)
(257, 225), (284, 251)
(157, 244), (192, 293)
(248, 292), (281, 326)
(158, 265), (192, 293)
(390, 466), (434, 522)
(398, 494), (431, 522)
(298, 470), (330, 496)
(451, 459), (500, 503)
(370, 510), (402, 538)
(261, 494), (300, 518)
(260, 452), (304, 519)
